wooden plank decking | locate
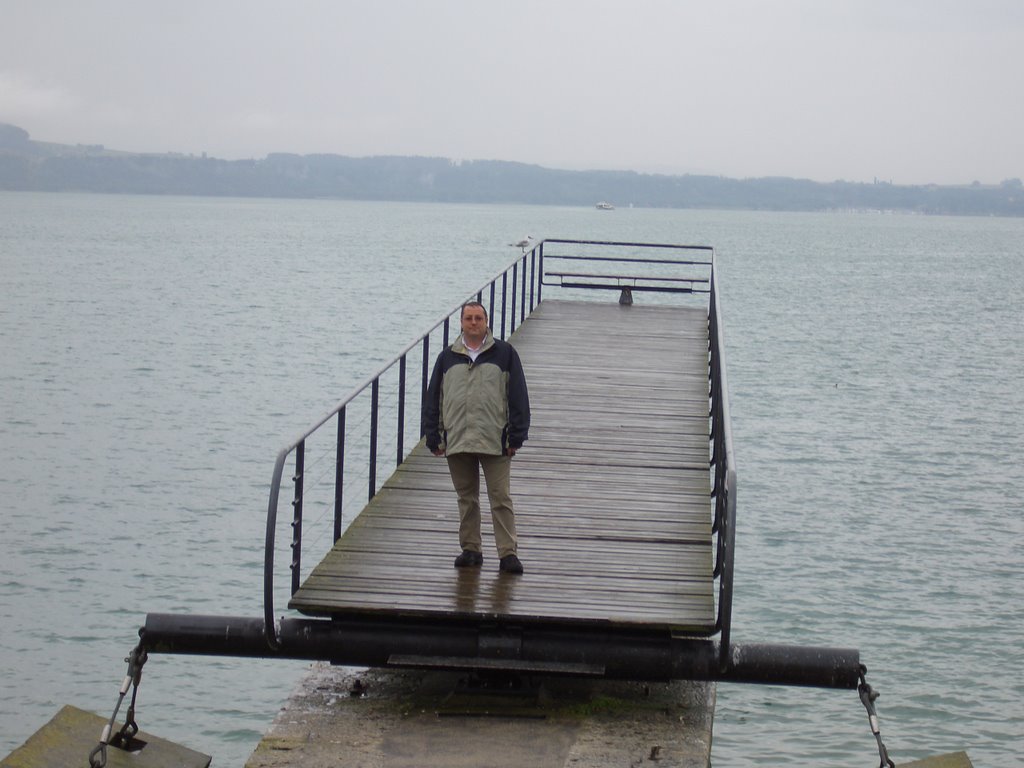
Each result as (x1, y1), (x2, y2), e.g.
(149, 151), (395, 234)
(289, 300), (716, 634)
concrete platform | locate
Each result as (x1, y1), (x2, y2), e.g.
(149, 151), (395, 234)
(1, 704), (211, 768)
(245, 664), (714, 768)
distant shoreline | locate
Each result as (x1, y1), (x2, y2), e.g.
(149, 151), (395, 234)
(2, 122), (1022, 216)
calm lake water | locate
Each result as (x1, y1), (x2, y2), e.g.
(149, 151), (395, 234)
(1, 192), (1022, 766)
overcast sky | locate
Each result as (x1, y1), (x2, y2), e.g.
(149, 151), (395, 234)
(2, 0), (1022, 185)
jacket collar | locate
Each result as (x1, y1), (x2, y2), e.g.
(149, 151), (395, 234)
(452, 328), (495, 356)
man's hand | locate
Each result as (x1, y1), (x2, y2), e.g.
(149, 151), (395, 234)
(506, 446), (518, 457)
(432, 448), (446, 457)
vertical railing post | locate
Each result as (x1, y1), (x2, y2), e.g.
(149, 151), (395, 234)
(488, 282), (496, 332)
(397, 354), (406, 467)
(510, 262), (519, 334)
(290, 440), (304, 595)
(369, 378), (379, 501)
(521, 253), (528, 324)
(537, 242), (544, 305)
(420, 336), (430, 438)
(500, 271), (508, 339)
(443, 316), (450, 347)
(334, 407), (345, 542)
(530, 249), (537, 311)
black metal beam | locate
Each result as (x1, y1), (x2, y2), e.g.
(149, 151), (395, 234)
(140, 614), (860, 690)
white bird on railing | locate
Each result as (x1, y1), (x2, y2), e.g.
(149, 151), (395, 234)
(510, 235), (534, 253)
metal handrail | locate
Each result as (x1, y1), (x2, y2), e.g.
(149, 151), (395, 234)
(263, 247), (541, 648)
(708, 257), (737, 668)
(543, 239), (736, 653)
(540, 239), (714, 295)
(262, 238), (735, 655)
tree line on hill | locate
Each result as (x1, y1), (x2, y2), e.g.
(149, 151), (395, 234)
(2, 122), (1022, 215)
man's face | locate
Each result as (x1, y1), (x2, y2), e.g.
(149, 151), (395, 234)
(461, 305), (487, 339)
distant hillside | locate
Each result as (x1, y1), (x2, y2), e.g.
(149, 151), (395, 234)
(2, 123), (1022, 215)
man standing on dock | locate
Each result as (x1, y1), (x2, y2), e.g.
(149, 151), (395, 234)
(423, 301), (530, 574)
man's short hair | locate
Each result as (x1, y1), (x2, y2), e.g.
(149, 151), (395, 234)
(461, 301), (488, 319)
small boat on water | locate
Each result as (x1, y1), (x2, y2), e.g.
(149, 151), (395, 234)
(595, 201), (615, 210)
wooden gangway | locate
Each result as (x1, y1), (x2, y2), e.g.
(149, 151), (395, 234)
(137, 241), (870, 694)
(131, 241), (859, 697)
(289, 299), (717, 634)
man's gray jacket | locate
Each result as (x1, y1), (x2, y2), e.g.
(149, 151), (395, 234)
(422, 330), (530, 456)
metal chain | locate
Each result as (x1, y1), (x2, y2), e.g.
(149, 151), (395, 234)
(88, 642), (149, 768)
(858, 664), (895, 768)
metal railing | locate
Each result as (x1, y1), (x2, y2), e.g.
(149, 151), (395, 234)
(540, 238), (713, 296)
(263, 238), (736, 660)
(709, 257), (737, 668)
(536, 238), (735, 664)
(263, 247), (540, 648)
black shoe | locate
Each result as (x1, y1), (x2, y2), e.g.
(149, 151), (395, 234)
(454, 550), (483, 568)
(499, 554), (524, 574)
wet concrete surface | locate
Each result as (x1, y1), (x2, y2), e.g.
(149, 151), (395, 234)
(245, 664), (714, 768)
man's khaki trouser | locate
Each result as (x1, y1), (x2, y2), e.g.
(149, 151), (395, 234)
(445, 452), (517, 558)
